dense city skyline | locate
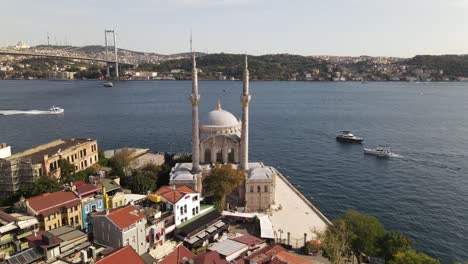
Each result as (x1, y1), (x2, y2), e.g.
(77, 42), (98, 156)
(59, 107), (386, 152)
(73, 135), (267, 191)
(2, 0), (468, 57)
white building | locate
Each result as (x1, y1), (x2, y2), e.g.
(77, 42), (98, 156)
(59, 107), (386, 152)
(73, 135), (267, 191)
(0, 144), (11, 159)
(154, 186), (200, 226)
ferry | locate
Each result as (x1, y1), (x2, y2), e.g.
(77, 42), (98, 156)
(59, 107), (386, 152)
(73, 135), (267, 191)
(336, 131), (364, 143)
(48, 106), (64, 114)
(364, 146), (392, 158)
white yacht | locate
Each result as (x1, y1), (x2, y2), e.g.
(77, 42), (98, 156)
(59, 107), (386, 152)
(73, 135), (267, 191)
(103, 81), (114, 87)
(364, 146), (392, 158)
(336, 131), (364, 143)
(48, 106), (64, 114)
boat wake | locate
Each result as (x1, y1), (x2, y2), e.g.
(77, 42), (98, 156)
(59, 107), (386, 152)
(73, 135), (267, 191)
(0, 110), (53, 116)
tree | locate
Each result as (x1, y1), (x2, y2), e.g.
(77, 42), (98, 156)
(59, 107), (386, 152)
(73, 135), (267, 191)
(378, 231), (414, 262)
(20, 177), (62, 198)
(203, 164), (246, 211)
(338, 210), (385, 264)
(59, 159), (75, 181)
(320, 219), (352, 264)
(130, 172), (156, 194)
(389, 250), (440, 264)
(110, 148), (136, 176)
(98, 150), (110, 167)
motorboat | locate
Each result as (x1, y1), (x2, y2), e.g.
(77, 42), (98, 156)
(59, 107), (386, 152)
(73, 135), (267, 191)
(103, 82), (114, 87)
(336, 131), (364, 143)
(48, 106), (64, 114)
(364, 146), (392, 158)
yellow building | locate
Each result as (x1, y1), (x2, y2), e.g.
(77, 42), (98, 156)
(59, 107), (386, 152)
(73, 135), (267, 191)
(0, 138), (98, 197)
(20, 190), (83, 231)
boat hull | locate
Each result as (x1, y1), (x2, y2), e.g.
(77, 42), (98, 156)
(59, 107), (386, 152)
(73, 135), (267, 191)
(336, 137), (363, 143)
(363, 149), (390, 158)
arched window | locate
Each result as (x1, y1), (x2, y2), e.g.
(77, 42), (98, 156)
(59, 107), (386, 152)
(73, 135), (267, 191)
(228, 148), (235, 163)
(204, 149), (211, 163)
(216, 149), (223, 163)
(250, 186), (254, 193)
(264, 185), (268, 192)
(257, 186), (261, 193)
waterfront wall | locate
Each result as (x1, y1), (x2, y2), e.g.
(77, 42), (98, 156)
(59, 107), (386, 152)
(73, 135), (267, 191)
(273, 168), (332, 226)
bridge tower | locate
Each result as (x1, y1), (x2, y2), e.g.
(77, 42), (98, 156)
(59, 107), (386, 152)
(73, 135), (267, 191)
(104, 30), (119, 79)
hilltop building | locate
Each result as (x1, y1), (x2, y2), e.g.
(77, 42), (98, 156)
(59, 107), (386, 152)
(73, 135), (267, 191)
(0, 138), (98, 197)
(169, 54), (276, 213)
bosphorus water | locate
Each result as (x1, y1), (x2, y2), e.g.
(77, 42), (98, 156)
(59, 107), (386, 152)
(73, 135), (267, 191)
(1, 80), (467, 263)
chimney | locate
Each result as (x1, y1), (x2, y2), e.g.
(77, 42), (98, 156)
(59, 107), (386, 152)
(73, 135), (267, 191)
(80, 250), (88, 263)
(89, 246), (96, 259)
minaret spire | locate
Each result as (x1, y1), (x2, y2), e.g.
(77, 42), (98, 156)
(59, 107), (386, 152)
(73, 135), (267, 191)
(191, 34), (201, 173)
(240, 54), (251, 170)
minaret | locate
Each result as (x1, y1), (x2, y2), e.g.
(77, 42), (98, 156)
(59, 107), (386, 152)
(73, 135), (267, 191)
(191, 43), (201, 173)
(240, 55), (251, 170)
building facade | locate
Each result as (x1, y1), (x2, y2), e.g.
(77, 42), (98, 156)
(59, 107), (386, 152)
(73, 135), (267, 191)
(0, 138), (98, 197)
(75, 183), (105, 231)
(154, 185), (201, 226)
(168, 55), (276, 212)
(90, 205), (147, 255)
(0, 211), (39, 258)
(20, 190), (83, 231)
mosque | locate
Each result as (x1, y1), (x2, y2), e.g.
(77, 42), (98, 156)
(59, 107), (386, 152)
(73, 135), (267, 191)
(169, 53), (277, 212)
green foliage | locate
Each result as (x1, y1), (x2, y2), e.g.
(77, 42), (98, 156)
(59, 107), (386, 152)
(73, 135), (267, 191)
(203, 164), (246, 211)
(62, 167), (97, 184)
(338, 210), (385, 262)
(59, 159), (75, 180)
(21, 177), (62, 198)
(388, 250), (440, 264)
(129, 172), (156, 194)
(98, 150), (110, 167)
(378, 231), (414, 262)
(320, 219), (352, 264)
(109, 148), (136, 176)
(406, 55), (468, 77)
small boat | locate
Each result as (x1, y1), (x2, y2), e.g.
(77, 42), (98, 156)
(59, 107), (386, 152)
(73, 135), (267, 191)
(103, 82), (114, 87)
(364, 146), (392, 158)
(336, 131), (363, 143)
(48, 106), (64, 114)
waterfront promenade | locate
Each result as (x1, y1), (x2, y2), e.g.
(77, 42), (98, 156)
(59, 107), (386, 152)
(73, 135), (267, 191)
(270, 170), (330, 248)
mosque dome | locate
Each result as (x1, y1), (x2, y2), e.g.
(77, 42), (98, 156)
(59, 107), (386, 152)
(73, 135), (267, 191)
(201, 101), (240, 130)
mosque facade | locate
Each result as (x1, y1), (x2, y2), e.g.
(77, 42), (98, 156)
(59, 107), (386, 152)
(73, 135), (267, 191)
(169, 53), (276, 212)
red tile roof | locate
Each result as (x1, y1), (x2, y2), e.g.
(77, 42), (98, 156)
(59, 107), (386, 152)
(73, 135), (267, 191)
(96, 246), (145, 264)
(245, 245), (312, 264)
(192, 251), (228, 264)
(159, 244), (195, 264)
(77, 183), (99, 197)
(27, 190), (81, 216)
(26, 231), (63, 249)
(154, 185), (196, 204)
(106, 205), (145, 229)
(232, 234), (265, 248)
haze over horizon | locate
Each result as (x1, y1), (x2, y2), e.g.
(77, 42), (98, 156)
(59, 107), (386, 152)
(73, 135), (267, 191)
(2, 0), (468, 57)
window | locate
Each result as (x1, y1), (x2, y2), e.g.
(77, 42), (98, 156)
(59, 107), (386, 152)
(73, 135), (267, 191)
(180, 207), (183, 215)
(264, 185), (268, 192)
(192, 208), (195, 215)
(84, 149), (87, 156)
(257, 186), (261, 192)
(95, 155), (97, 162)
(84, 160), (88, 167)
(90, 157), (92, 164)
(192, 195), (198, 201)
(250, 186), (254, 193)
(184, 205), (187, 213)
(196, 206), (199, 214)
(98, 200), (103, 208)
(85, 205), (89, 213)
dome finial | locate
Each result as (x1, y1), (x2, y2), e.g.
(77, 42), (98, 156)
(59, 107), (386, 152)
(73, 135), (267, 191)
(217, 100), (222, 110)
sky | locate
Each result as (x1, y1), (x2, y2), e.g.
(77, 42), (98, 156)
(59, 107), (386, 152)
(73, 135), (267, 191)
(1, 0), (468, 57)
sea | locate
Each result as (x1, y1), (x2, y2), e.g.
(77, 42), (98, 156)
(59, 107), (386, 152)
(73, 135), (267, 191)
(0, 80), (467, 263)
